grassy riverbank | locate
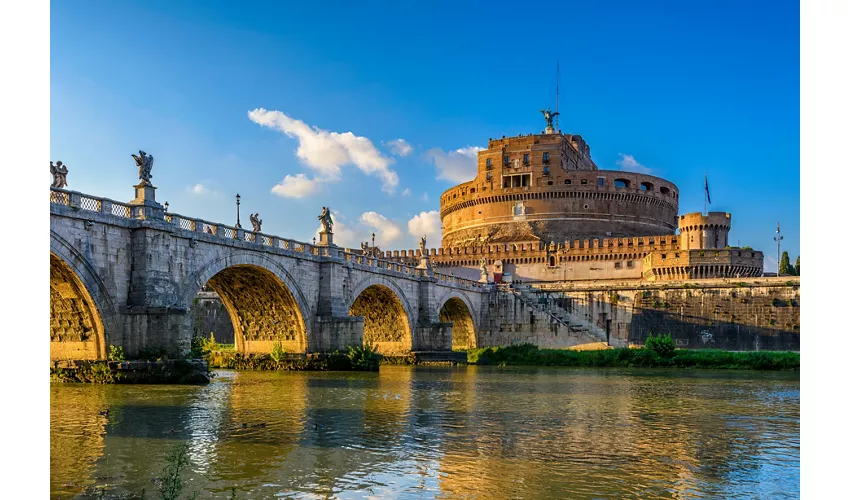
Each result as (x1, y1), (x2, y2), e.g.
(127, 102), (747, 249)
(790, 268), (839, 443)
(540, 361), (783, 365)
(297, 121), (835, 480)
(465, 344), (799, 370)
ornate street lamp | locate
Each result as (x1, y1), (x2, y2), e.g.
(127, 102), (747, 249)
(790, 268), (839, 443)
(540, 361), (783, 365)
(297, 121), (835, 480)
(235, 194), (242, 229)
(163, 201), (169, 212)
(774, 222), (783, 275)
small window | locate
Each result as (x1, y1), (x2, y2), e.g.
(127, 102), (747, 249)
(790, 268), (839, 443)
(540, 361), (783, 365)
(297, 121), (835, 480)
(660, 186), (670, 195)
(614, 178), (630, 188)
(543, 152), (550, 162)
(627, 260), (634, 268)
(640, 182), (654, 191)
(547, 180), (553, 185)
(661, 254), (667, 259)
(565, 179), (572, 185)
(486, 158), (492, 167)
(503, 156), (510, 165)
(470, 188), (476, 193)
(675, 253), (680, 258)
(523, 154), (529, 164)
(598, 177), (605, 186)
(581, 179), (588, 185)
(614, 262), (622, 269)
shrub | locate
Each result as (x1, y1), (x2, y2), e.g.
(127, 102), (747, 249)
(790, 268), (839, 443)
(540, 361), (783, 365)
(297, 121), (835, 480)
(347, 343), (380, 371)
(108, 345), (125, 362)
(644, 333), (676, 358)
(771, 297), (782, 307)
(157, 442), (198, 500)
(270, 340), (287, 363)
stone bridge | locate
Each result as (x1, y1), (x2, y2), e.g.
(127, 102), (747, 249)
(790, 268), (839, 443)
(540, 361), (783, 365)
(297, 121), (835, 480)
(49, 187), (490, 360)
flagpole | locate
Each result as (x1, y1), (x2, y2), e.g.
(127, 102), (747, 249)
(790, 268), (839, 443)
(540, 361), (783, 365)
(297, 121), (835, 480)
(704, 173), (707, 215)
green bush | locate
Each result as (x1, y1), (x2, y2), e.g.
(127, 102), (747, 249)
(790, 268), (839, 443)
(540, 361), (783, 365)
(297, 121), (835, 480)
(108, 345), (125, 362)
(644, 333), (676, 358)
(347, 343), (380, 371)
(270, 340), (287, 363)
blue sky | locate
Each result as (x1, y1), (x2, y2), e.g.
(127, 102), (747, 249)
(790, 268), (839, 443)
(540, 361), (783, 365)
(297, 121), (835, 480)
(50, 0), (800, 270)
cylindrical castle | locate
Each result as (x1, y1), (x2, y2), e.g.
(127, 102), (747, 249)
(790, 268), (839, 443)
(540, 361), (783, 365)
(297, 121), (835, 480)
(440, 132), (680, 247)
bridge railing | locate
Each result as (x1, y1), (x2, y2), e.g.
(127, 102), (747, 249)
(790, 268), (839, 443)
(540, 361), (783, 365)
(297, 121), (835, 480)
(50, 187), (484, 289)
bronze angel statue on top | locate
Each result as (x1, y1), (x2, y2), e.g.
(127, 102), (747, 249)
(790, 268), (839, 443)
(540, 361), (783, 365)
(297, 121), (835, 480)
(540, 108), (559, 129)
(131, 150), (154, 185)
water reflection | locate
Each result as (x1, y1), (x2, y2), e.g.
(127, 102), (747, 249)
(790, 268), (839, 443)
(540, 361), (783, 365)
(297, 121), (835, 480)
(51, 367), (799, 499)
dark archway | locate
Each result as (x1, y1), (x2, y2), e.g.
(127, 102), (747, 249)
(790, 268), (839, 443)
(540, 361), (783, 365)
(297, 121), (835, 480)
(439, 297), (476, 349)
(349, 284), (411, 354)
(50, 253), (105, 360)
(201, 265), (307, 354)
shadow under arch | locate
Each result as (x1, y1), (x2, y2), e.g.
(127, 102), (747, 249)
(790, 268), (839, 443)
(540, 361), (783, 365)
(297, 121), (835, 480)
(50, 253), (107, 360)
(183, 253), (310, 354)
(50, 231), (118, 360)
(437, 293), (478, 350)
(347, 279), (413, 354)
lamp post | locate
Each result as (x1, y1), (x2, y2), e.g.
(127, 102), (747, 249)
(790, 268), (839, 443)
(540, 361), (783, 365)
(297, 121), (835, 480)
(773, 222), (783, 275)
(235, 194), (242, 229)
(163, 201), (169, 212)
(371, 232), (375, 250)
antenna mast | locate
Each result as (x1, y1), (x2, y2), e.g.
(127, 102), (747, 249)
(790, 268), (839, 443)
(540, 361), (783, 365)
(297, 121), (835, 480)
(555, 60), (560, 132)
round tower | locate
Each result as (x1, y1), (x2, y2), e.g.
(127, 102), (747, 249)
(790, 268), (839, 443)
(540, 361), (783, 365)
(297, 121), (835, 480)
(677, 212), (732, 250)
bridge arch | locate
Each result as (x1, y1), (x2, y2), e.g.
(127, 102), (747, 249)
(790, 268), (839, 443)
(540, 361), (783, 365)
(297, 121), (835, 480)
(435, 290), (478, 349)
(50, 231), (118, 360)
(347, 276), (414, 354)
(183, 252), (310, 354)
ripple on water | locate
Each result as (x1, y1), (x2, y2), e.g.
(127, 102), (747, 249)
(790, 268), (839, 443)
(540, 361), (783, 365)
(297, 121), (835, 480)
(50, 367), (799, 499)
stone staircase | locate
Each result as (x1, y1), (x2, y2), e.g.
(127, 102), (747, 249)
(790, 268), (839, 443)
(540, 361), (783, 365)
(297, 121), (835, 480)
(505, 284), (610, 347)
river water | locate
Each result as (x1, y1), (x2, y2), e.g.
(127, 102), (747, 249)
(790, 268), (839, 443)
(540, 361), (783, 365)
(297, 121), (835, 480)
(51, 367), (799, 499)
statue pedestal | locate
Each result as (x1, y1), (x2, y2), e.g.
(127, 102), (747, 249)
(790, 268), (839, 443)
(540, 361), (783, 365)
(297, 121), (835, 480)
(317, 231), (334, 247)
(128, 182), (163, 220)
(479, 272), (489, 284)
(545, 125), (555, 135)
(416, 256), (433, 277)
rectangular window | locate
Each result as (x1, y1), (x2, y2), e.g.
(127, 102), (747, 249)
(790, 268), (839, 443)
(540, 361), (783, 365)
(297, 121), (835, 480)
(675, 253), (680, 258)
(486, 158), (492, 167)
(543, 152), (550, 162)
(565, 179), (572, 185)
(503, 156), (510, 165)
(661, 254), (667, 259)
(581, 179), (588, 185)
(627, 260), (634, 268)
(523, 153), (529, 164)
(614, 262), (622, 269)
(598, 177), (605, 186)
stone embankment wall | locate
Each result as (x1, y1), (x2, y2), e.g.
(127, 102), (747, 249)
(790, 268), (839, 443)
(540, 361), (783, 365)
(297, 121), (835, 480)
(478, 291), (603, 348)
(191, 291), (235, 343)
(538, 277), (800, 350)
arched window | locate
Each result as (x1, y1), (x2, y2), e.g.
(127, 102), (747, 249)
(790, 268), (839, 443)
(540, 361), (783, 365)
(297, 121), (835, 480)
(581, 179), (588, 185)
(660, 186), (670, 195)
(640, 182), (654, 191)
(614, 179), (631, 188)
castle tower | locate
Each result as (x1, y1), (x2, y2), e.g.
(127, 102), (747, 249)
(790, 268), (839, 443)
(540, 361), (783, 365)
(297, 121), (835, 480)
(677, 212), (731, 250)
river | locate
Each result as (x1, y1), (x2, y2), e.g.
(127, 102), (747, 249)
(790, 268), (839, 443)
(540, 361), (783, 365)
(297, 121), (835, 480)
(51, 366), (800, 499)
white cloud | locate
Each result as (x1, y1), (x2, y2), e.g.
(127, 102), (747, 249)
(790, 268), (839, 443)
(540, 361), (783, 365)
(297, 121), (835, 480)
(408, 210), (442, 247)
(271, 173), (322, 199)
(386, 138), (413, 157)
(248, 108), (399, 192)
(401, 188), (412, 196)
(187, 183), (217, 196)
(616, 153), (652, 174)
(360, 211), (402, 246)
(428, 146), (484, 183)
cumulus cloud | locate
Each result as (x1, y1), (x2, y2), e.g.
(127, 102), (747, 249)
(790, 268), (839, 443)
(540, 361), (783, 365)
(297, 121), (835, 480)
(428, 146), (484, 183)
(407, 210), (442, 247)
(386, 138), (413, 157)
(360, 211), (403, 245)
(187, 183), (217, 196)
(616, 153), (652, 174)
(248, 108), (399, 192)
(401, 188), (412, 196)
(271, 173), (322, 199)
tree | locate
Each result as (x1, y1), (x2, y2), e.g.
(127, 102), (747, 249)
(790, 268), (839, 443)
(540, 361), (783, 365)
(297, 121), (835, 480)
(794, 255), (800, 276)
(779, 251), (794, 276)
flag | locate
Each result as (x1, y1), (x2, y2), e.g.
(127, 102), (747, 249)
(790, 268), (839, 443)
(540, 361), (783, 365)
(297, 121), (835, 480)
(704, 175), (711, 204)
